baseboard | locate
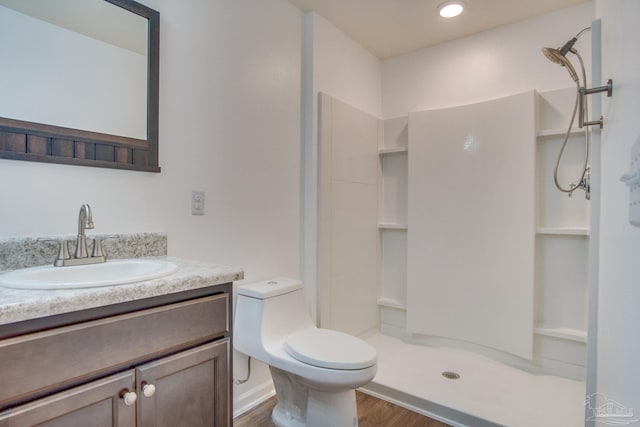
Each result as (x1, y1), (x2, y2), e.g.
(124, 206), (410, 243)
(233, 381), (276, 419)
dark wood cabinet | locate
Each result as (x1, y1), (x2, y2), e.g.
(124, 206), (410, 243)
(137, 340), (230, 427)
(0, 290), (231, 427)
(0, 371), (136, 427)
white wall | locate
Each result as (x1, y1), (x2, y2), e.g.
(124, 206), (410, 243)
(0, 0), (303, 416)
(309, 13), (382, 118)
(594, 0), (640, 420)
(382, 2), (594, 118)
(302, 12), (382, 321)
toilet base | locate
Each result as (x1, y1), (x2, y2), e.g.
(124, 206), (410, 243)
(269, 367), (359, 427)
(306, 389), (358, 427)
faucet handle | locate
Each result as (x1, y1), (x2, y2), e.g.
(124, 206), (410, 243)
(57, 240), (71, 263)
(41, 239), (71, 264)
(91, 235), (116, 258)
(56, 240), (71, 261)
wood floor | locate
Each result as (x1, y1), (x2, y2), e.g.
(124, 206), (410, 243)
(234, 391), (451, 427)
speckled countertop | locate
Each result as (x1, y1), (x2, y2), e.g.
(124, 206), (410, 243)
(0, 257), (243, 326)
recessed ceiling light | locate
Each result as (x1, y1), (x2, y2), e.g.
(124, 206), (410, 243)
(438, 1), (465, 18)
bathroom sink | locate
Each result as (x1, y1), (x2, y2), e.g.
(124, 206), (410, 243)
(0, 259), (178, 290)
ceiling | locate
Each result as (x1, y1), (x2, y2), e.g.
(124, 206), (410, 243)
(287, 0), (589, 59)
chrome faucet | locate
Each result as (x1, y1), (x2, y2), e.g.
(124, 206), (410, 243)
(52, 204), (108, 267)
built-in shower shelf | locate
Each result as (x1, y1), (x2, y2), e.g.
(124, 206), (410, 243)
(378, 223), (408, 230)
(378, 147), (408, 155)
(377, 298), (406, 310)
(534, 327), (587, 343)
(536, 128), (586, 138)
(536, 227), (589, 236)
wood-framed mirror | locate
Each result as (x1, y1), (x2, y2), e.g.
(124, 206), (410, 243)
(0, 0), (160, 172)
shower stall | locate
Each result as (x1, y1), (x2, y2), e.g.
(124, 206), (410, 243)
(313, 5), (600, 427)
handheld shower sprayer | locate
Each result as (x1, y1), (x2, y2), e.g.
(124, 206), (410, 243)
(541, 28), (588, 83)
(541, 27), (613, 200)
(558, 37), (578, 55)
(541, 46), (578, 82)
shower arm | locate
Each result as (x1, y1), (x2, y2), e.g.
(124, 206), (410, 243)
(578, 79), (613, 128)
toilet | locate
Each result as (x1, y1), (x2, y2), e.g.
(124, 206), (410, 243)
(234, 277), (377, 427)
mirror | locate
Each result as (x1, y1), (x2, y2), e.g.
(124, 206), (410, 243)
(0, 0), (160, 172)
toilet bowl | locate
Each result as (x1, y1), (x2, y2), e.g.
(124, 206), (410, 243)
(234, 277), (377, 427)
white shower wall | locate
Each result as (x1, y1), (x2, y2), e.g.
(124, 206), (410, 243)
(406, 91), (537, 361)
(317, 93), (381, 335)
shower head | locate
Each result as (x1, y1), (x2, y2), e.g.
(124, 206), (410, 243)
(542, 28), (590, 84)
(541, 47), (579, 82)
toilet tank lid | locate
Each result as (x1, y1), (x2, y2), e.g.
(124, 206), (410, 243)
(237, 277), (303, 299)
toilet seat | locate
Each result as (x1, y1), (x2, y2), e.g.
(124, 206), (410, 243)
(284, 328), (377, 370)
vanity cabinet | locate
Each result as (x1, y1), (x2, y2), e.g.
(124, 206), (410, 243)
(0, 289), (232, 427)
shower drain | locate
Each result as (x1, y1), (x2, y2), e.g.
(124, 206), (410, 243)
(442, 371), (461, 380)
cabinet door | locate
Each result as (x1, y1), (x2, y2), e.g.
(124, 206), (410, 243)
(0, 370), (136, 427)
(136, 339), (230, 427)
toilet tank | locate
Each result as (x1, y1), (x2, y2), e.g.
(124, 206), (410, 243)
(237, 277), (303, 299)
(234, 277), (315, 358)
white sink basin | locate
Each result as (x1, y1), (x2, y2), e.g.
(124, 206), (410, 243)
(0, 259), (178, 290)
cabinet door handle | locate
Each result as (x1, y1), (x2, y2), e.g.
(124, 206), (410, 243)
(119, 389), (138, 406)
(142, 383), (157, 398)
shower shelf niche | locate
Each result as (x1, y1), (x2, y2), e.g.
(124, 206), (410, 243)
(536, 227), (589, 236)
(534, 87), (590, 376)
(378, 116), (409, 311)
(537, 128), (586, 138)
(534, 327), (587, 343)
(377, 297), (406, 310)
(377, 223), (407, 230)
(378, 147), (408, 155)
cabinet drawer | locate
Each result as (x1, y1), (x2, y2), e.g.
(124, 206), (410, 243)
(0, 293), (228, 409)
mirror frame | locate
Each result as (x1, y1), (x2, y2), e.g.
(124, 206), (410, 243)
(0, 0), (160, 172)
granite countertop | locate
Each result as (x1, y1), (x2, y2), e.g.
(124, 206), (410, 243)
(0, 257), (243, 326)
